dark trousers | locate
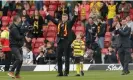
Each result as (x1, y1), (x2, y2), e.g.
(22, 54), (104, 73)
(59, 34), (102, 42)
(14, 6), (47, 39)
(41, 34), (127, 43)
(118, 47), (131, 72)
(57, 39), (70, 74)
(108, 18), (113, 32)
(10, 47), (23, 76)
(4, 51), (12, 71)
(2, 6), (8, 16)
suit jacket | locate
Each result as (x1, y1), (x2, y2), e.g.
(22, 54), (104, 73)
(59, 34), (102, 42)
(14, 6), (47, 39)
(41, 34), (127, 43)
(85, 23), (97, 43)
(46, 14), (77, 44)
(115, 26), (131, 48)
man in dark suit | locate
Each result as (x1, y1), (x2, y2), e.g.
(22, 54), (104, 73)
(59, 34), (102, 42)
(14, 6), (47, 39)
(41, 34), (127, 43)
(43, 6), (78, 76)
(115, 19), (131, 75)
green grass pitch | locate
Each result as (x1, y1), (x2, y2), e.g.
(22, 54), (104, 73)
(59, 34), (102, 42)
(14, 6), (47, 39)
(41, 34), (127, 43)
(0, 71), (132, 80)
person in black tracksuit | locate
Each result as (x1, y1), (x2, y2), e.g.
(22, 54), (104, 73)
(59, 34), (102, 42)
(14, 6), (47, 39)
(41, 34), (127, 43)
(43, 6), (78, 76)
(8, 15), (24, 78)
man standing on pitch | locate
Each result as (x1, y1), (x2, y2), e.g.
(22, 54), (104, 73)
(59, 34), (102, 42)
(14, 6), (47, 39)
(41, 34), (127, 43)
(115, 19), (131, 75)
(8, 15), (24, 79)
(43, 5), (78, 76)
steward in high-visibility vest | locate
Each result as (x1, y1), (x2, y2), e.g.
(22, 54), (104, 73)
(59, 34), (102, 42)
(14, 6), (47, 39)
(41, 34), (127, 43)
(0, 27), (12, 71)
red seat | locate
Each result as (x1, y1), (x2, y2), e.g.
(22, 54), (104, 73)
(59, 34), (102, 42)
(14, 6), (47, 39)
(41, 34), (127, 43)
(1, 26), (7, 30)
(48, 11), (55, 17)
(2, 21), (8, 26)
(2, 16), (10, 22)
(36, 38), (45, 43)
(130, 8), (133, 14)
(44, 1), (50, 6)
(48, 21), (56, 26)
(76, 26), (85, 32)
(33, 48), (40, 54)
(46, 37), (55, 42)
(75, 31), (84, 35)
(50, 1), (59, 5)
(32, 38), (36, 43)
(7, 11), (12, 17)
(47, 32), (56, 37)
(48, 26), (57, 32)
(12, 11), (17, 16)
(48, 5), (57, 11)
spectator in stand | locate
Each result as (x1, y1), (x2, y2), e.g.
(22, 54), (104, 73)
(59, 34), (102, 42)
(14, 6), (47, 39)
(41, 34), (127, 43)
(15, 1), (23, 14)
(96, 16), (106, 49)
(23, 46), (33, 65)
(0, 50), (5, 65)
(85, 17), (97, 48)
(55, 3), (69, 21)
(0, 27), (12, 71)
(111, 16), (121, 51)
(21, 10), (30, 23)
(22, 1), (30, 11)
(30, 10), (44, 38)
(118, 1), (131, 19)
(45, 41), (56, 63)
(106, 1), (117, 32)
(126, 16), (133, 32)
(89, 1), (102, 24)
(36, 51), (46, 64)
(104, 46), (118, 63)
(35, 1), (43, 11)
(100, 1), (108, 21)
(2, 1), (9, 16)
(79, 1), (90, 21)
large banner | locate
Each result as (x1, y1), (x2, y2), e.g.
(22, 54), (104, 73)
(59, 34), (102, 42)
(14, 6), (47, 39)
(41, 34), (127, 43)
(0, 64), (133, 72)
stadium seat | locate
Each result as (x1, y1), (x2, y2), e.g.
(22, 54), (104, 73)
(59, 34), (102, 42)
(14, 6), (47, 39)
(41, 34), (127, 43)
(46, 37), (55, 42)
(36, 38), (45, 43)
(12, 11), (17, 16)
(2, 16), (10, 22)
(48, 5), (57, 11)
(44, 1), (50, 6)
(48, 21), (56, 26)
(47, 32), (56, 37)
(33, 48), (40, 54)
(2, 21), (8, 26)
(50, 1), (59, 5)
(7, 11), (12, 17)
(48, 26), (57, 32)
(48, 11), (55, 17)
(75, 31), (84, 35)
(32, 38), (36, 43)
(130, 8), (133, 14)
(75, 26), (85, 32)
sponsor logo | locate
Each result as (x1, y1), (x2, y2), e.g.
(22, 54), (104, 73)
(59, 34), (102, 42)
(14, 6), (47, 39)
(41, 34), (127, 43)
(0, 66), (5, 72)
(106, 64), (123, 71)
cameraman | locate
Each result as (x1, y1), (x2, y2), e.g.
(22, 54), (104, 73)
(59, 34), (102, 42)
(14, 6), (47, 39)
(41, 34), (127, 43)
(21, 15), (33, 48)
(8, 15), (25, 78)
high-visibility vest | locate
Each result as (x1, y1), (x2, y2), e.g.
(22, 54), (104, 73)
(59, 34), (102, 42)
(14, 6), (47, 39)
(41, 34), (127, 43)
(57, 23), (67, 37)
(0, 30), (11, 52)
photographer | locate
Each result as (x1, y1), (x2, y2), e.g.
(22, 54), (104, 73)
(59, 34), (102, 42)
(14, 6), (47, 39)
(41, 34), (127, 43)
(8, 15), (25, 78)
(21, 15), (33, 48)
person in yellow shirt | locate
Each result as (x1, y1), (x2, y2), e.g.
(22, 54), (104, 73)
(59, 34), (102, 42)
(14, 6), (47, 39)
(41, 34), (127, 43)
(106, 1), (117, 31)
(71, 33), (85, 76)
